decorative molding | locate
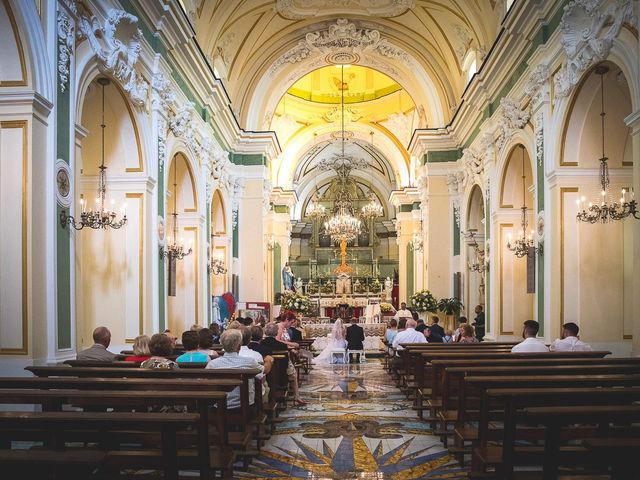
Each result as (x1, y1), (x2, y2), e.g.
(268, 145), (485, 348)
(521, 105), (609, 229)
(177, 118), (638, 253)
(169, 102), (195, 138)
(55, 159), (73, 207)
(151, 73), (176, 115)
(416, 175), (429, 205)
(534, 112), (544, 168)
(57, 8), (74, 93)
(76, 8), (149, 106)
(157, 118), (167, 171)
(524, 64), (550, 110)
(554, 0), (636, 99)
(269, 18), (413, 76)
(275, 0), (414, 20)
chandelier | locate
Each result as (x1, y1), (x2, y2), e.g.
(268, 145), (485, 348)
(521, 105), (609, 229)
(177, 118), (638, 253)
(208, 257), (227, 275)
(507, 145), (540, 258)
(576, 65), (638, 223)
(465, 229), (485, 272)
(160, 159), (192, 261)
(60, 78), (127, 231)
(324, 200), (361, 244)
(306, 192), (326, 219)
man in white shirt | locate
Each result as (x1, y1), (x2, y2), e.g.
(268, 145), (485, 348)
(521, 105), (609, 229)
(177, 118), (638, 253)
(206, 329), (264, 410)
(511, 320), (549, 353)
(392, 319), (427, 350)
(550, 322), (592, 352)
(394, 302), (412, 320)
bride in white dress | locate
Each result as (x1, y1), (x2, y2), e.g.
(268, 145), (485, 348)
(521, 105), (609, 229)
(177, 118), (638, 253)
(312, 319), (347, 365)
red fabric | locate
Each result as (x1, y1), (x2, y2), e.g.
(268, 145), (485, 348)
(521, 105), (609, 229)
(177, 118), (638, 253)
(124, 355), (150, 362)
(392, 285), (399, 309)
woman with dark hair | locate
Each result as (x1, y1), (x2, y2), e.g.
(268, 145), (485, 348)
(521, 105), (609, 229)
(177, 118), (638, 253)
(176, 331), (210, 362)
(140, 334), (178, 369)
(197, 328), (219, 358)
(208, 324), (221, 344)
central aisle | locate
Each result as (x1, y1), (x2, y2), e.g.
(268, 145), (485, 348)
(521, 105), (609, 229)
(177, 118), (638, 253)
(237, 360), (467, 479)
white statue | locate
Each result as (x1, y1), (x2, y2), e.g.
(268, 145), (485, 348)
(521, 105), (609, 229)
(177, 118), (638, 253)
(295, 277), (303, 292)
(383, 276), (393, 301)
(282, 262), (294, 290)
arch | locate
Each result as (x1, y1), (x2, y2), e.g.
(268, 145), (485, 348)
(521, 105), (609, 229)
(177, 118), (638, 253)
(211, 189), (227, 235)
(166, 152), (200, 334)
(465, 184), (485, 313)
(210, 189), (229, 296)
(499, 143), (535, 211)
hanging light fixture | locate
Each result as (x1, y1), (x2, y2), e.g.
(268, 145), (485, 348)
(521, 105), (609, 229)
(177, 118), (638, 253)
(361, 132), (384, 220)
(208, 256), (227, 275)
(507, 145), (541, 258)
(576, 65), (638, 223)
(160, 159), (193, 261)
(61, 78), (127, 230)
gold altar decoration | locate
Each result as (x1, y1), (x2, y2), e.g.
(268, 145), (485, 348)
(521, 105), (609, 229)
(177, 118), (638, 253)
(334, 239), (353, 275)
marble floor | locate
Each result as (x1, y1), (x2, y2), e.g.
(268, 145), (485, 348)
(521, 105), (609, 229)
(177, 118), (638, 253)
(236, 360), (468, 479)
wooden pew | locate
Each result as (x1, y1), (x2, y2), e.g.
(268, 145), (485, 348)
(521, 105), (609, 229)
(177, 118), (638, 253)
(25, 366), (262, 463)
(0, 387), (231, 479)
(0, 411), (199, 480)
(483, 387), (640, 479)
(466, 375), (640, 477)
(520, 404), (640, 480)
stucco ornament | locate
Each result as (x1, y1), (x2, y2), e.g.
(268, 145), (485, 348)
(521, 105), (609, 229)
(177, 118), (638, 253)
(157, 118), (167, 171)
(447, 173), (463, 227)
(269, 18), (412, 75)
(275, 0), (414, 20)
(57, 9), (74, 93)
(169, 102), (195, 138)
(554, 0), (637, 99)
(534, 112), (544, 168)
(524, 64), (550, 109)
(151, 73), (176, 114)
(494, 98), (530, 153)
(77, 9), (149, 106)
(416, 175), (429, 205)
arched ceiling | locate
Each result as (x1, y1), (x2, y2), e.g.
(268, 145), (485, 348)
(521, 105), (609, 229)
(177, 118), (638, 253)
(188, 0), (503, 129)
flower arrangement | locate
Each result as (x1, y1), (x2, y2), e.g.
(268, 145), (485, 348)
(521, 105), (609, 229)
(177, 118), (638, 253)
(380, 302), (395, 314)
(410, 290), (439, 313)
(280, 290), (312, 314)
(438, 297), (464, 316)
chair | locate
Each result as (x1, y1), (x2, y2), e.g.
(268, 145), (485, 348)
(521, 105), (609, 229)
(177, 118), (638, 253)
(331, 349), (347, 364)
(347, 350), (366, 363)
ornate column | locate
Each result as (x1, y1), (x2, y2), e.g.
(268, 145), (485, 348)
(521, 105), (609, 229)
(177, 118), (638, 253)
(268, 188), (298, 304)
(390, 188), (420, 305)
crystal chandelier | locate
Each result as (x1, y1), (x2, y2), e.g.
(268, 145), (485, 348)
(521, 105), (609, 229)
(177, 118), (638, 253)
(576, 65), (638, 223)
(306, 193), (326, 219)
(361, 192), (383, 219)
(324, 200), (361, 244)
(507, 145), (540, 258)
(160, 159), (192, 261)
(465, 229), (485, 272)
(61, 78), (127, 231)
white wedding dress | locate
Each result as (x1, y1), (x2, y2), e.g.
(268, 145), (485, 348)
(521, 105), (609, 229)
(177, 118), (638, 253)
(312, 319), (347, 365)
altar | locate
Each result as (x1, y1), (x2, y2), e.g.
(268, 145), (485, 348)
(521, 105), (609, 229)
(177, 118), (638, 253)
(303, 323), (386, 352)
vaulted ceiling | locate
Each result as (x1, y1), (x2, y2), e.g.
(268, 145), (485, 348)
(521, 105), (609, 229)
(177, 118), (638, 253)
(186, 0), (504, 129)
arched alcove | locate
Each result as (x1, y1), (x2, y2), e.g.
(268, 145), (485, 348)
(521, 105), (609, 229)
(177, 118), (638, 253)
(497, 144), (535, 336)
(559, 62), (634, 343)
(76, 77), (145, 348)
(465, 185), (485, 312)
(166, 152), (199, 334)
(210, 189), (228, 296)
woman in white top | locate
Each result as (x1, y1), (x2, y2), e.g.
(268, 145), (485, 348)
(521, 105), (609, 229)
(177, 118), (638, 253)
(312, 319), (347, 365)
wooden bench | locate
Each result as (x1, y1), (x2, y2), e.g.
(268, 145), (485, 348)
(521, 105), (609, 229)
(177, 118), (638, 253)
(0, 449), (106, 479)
(521, 404), (640, 480)
(0, 411), (199, 480)
(0, 386), (233, 478)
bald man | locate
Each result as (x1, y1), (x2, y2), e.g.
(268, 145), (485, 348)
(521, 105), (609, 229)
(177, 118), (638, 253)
(77, 326), (116, 361)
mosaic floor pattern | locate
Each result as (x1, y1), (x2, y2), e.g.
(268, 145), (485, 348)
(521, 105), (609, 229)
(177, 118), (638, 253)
(236, 360), (468, 479)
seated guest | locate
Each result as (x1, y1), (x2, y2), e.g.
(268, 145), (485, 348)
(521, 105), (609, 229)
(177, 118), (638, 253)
(452, 317), (468, 342)
(77, 326), (116, 361)
(385, 318), (398, 344)
(459, 323), (479, 343)
(415, 318), (427, 333)
(197, 327), (219, 358)
(141, 334), (178, 369)
(208, 323), (221, 344)
(425, 326), (443, 343)
(511, 320), (549, 352)
(206, 330), (263, 410)
(392, 319), (427, 350)
(124, 335), (151, 362)
(288, 317), (303, 342)
(550, 322), (592, 352)
(429, 316), (445, 339)
(176, 331), (210, 362)
(239, 317), (254, 327)
(396, 317), (408, 333)
(237, 325), (273, 402)
(190, 323), (203, 332)
(443, 329), (454, 343)
(261, 322), (306, 405)
(162, 329), (181, 355)
(248, 325), (272, 357)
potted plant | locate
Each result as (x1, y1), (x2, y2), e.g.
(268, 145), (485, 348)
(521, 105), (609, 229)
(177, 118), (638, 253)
(438, 297), (464, 332)
(410, 290), (439, 322)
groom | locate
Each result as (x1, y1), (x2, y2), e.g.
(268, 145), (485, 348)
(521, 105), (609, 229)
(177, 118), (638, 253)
(346, 317), (365, 363)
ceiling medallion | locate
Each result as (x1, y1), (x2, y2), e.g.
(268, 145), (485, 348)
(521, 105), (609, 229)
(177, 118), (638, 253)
(326, 52), (360, 65)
